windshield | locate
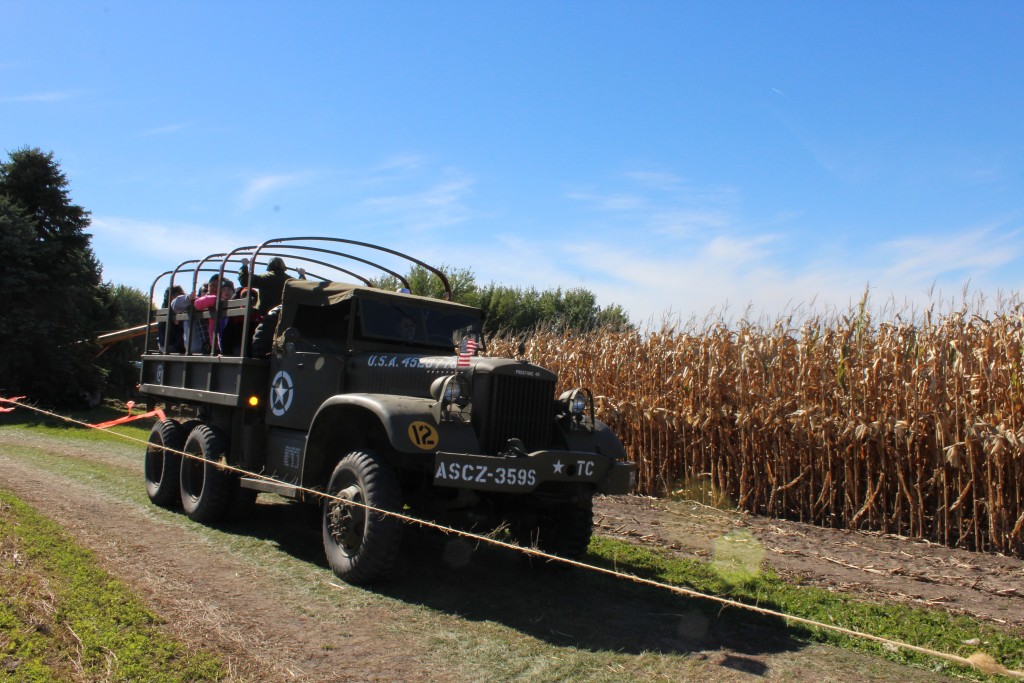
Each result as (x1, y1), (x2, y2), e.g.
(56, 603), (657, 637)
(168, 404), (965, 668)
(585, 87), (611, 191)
(358, 298), (483, 350)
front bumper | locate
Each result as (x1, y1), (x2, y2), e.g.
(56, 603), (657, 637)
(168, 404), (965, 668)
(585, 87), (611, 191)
(433, 450), (636, 495)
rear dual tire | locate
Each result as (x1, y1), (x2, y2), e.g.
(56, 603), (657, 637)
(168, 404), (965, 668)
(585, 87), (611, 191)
(180, 424), (233, 523)
(146, 419), (257, 523)
(145, 419), (188, 507)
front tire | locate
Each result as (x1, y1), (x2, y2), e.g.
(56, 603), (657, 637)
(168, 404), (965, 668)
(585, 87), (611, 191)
(180, 424), (233, 523)
(322, 450), (404, 584)
(145, 419), (186, 507)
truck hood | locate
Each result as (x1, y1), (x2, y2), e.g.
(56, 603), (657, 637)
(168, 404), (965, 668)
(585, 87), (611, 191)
(347, 351), (556, 399)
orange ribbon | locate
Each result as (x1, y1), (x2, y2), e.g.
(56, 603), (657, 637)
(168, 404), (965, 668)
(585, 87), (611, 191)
(0, 396), (27, 413)
(90, 403), (166, 429)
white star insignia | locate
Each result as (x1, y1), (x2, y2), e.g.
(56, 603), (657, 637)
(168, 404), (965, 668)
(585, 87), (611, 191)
(553, 460), (564, 474)
(269, 371), (295, 416)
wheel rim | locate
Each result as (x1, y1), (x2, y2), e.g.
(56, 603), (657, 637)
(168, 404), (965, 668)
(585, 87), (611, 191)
(327, 484), (365, 554)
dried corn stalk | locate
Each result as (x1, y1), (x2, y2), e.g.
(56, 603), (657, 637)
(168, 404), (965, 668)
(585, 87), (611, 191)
(489, 300), (1024, 558)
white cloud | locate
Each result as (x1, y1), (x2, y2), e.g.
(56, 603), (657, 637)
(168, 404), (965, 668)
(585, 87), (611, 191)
(567, 191), (648, 211)
(548, 218), (1024, 326)
(651, 209), (733, 238)
(701, 234), (779, 263)
(624, 170), (685, 190)
(359, 175), (476, 232)
(90, 216), (241, 295)
(372, 155), (426, 173)
(882, 224), (1021, 281)
(360, 166), (1024, 327)
(558, 238), (869, 326)
(567, 169), (742, 240)
(0, 89), (84, 103)
(89, 152), (1024, 330)
(237, 172), (314, 210)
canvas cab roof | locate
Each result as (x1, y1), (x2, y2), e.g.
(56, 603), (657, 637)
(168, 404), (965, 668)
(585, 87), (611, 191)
(279, 279), (478, 312)
(275, 279), (483, 350)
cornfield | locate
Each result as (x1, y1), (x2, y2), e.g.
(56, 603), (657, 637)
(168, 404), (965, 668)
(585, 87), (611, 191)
(489, 299), (1024, 558)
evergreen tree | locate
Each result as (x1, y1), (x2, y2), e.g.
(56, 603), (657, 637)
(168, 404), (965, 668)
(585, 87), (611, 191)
(0, 148), (114, 406)
(100, 284), (151, 397)
(0, 196), (39, 396)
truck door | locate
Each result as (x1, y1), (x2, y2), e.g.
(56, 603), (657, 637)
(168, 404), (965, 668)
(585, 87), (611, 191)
(266, 345), (338, 430)
(265, 299), (352, 430)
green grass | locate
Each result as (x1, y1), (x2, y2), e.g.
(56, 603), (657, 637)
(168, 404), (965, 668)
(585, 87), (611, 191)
(3, 406), (1024, 680)
(0, 402), (153, 444)
(0, 490), (225, 682)
(588, 536), (1024, 680)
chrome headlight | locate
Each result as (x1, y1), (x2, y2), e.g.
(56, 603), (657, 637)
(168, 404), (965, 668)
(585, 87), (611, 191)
(558, 388), (589, 417)
(431, 374), (470, 406)
(431, 374), (471, 424)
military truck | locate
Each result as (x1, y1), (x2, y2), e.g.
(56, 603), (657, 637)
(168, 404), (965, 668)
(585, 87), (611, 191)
(139, 237), (635, 583)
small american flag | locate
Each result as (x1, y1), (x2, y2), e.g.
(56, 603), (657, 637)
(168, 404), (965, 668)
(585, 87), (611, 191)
(457, 337), (478, 368)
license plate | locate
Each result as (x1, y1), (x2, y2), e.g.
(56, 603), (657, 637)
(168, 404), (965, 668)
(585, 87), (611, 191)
(433, 456), (538, 491)
(433, 451), (612, 492)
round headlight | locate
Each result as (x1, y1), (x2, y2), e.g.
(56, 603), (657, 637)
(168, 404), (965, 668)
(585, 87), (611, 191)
(444, 378), (462, 402)
(559, 388), (588, 416)
(431, 375), (469, 405)
(430, 376), (448, 402)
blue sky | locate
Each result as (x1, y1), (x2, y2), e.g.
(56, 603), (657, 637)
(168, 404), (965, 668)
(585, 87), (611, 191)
(3, 2), (1022, 324)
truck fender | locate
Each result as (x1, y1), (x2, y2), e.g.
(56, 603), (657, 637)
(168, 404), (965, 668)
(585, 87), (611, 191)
(559, 417), (628, 460)
(301, 394), (480, 490)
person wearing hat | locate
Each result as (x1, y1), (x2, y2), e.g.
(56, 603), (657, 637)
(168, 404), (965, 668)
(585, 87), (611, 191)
(238, 256), (305, 315)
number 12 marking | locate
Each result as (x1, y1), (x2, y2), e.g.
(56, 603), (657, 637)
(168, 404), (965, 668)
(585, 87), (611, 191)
(408, 421), (439, 450)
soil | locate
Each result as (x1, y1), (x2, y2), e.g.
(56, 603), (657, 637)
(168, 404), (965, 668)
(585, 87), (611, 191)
(2, 429), (1022, 681)
(593, 495), (1024, 630)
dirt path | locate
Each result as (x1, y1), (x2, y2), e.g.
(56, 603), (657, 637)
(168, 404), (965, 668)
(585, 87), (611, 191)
(0, 429), (992, 681)
(593, 495), (1024, 629)
(0, 442), (444, 682)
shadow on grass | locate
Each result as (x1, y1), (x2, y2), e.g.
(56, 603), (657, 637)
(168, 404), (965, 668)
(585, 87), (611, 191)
(219, 497), (805, 660)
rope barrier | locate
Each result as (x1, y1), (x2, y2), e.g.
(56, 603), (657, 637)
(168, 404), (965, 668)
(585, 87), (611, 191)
(2, 395), (1022, 680)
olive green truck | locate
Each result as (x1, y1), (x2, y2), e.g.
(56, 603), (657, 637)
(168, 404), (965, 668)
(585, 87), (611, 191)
(139, 237), (635, 583)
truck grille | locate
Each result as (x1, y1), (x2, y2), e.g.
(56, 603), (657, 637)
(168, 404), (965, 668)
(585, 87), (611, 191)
(477, 374), (555, 454)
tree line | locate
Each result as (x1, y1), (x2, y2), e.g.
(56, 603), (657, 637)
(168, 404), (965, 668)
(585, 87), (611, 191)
(0, 148), (632, 407)
(373, 266), (632, 335)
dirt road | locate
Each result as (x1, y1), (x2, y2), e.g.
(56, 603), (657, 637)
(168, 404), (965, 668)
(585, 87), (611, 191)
(4, 428), (1013, 681)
